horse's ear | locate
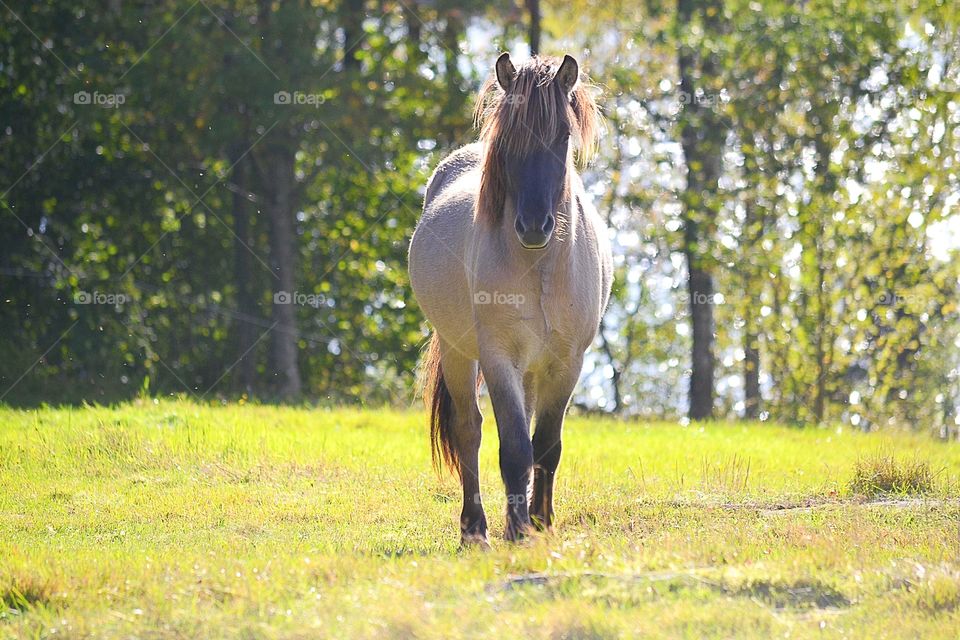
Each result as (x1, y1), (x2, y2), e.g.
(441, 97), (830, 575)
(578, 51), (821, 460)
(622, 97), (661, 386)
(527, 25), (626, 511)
(554, 54), (580, 94)
(495, 52), (517, 91)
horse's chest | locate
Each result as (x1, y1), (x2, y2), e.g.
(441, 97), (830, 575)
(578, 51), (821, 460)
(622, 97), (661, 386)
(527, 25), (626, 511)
(470, 238), (601, 365)
(494, 279), (595, 366)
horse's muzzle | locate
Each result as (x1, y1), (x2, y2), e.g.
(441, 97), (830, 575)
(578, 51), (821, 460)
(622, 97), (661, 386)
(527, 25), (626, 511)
(515, 214), (554, 249)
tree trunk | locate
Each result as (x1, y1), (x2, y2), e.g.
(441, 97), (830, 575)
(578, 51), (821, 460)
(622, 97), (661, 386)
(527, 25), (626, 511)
(251, 0), (302, 401)
(598, 315), (623, 414)
(809, 125), (836, 424)
(262, 148), (302, 400)
(526, 0), (541, 56)
(442, 13), (466, 146)
(403, 0), (422, 60)
(743, 327), (761, 419)
(677, 0), (723, 421)
(813, 238), (827, 423)
(230, 153), (258, 394)
(685, 259), (715, 419)
(341, 0), (365, 70)
(742, 201), (761, 419)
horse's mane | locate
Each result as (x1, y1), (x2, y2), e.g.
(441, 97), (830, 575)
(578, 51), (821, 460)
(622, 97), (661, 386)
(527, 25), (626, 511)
(473, 56), (600, 225)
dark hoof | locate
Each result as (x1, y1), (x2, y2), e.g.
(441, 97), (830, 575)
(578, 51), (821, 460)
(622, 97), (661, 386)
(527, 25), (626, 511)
(504, 518), (533, 542)
(460, 533), (492, 550)
(530, 514), (553, 533)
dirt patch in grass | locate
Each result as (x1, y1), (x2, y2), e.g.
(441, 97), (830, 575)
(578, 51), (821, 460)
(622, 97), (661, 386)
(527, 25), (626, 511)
(194, 460), (348, 485)
(847, 452), (938, 497)
(732, 579), (850, 610)
(634, 496), (958, 518)
(500, 571), (852, 611)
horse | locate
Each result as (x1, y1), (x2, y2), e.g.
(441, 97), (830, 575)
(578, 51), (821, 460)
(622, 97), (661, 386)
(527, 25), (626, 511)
(408, 53), (613, 546)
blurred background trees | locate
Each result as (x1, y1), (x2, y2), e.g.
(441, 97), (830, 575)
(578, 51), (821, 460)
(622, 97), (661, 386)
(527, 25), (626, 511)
(1, 0), (958, 434)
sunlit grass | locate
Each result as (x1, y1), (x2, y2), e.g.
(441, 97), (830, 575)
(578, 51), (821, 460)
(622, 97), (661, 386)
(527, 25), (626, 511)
(0, 400), (958, 638)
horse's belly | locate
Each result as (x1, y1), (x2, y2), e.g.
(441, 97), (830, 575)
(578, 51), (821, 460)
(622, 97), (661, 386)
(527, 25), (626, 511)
(408, 191), (480, 360)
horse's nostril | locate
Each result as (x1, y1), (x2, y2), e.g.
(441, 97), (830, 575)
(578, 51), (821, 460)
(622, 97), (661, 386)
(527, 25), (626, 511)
(542, 215), (555, 234)
(515, 218), (527, 235)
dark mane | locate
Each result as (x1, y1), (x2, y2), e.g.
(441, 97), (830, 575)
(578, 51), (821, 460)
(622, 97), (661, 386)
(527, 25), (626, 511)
(473, 56), (600, 225)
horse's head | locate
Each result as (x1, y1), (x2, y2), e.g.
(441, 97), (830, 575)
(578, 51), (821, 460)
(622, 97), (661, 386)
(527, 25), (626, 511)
(475, 53), (599, 249)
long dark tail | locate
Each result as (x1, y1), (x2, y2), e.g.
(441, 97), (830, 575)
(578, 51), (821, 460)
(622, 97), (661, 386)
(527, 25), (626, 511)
(418, 333), (460, 478)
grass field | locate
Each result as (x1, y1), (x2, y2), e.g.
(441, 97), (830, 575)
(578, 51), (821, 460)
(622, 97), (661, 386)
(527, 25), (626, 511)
(1, 400), (959, 638)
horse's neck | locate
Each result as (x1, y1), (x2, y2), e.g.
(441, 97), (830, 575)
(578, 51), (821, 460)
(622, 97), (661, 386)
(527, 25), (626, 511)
(559, 168), (581, 244)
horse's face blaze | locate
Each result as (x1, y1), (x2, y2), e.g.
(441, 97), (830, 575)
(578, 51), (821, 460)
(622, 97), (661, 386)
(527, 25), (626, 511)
(509, 133), (569, 250)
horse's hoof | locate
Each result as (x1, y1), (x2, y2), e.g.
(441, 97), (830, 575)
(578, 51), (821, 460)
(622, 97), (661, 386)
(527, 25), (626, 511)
(460, 533), (491, 551)
(503, 520), (533, 543)
(530, 515), (554, 533)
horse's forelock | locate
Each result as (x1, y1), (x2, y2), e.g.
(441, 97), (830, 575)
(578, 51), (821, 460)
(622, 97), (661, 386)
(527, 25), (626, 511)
(474, 57), (600, 225)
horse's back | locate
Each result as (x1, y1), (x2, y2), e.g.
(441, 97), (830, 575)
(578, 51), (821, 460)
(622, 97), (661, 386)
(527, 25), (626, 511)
(423, 143), (482, 207)
(409, 144), (482, 358)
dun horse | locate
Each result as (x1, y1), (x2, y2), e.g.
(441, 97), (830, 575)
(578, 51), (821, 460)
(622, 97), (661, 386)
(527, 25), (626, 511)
(409, 53), (612, 545)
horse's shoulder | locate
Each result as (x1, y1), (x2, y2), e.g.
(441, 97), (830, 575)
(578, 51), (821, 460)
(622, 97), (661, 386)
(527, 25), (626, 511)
(571, 191), (614, 315)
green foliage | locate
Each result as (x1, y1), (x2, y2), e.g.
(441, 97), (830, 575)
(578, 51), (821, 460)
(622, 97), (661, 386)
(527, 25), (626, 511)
(559, 0), (960, 427)
(0, 0), (483, 404)
(1, 1), (958, 429)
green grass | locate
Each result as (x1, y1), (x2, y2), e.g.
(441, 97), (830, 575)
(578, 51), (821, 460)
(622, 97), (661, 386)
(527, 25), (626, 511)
(1, 400), (959, 638)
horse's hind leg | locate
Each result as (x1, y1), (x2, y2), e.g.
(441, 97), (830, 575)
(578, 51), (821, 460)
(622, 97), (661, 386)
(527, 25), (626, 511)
(439, 343), (487, 547)
(530, 360), (581, 531)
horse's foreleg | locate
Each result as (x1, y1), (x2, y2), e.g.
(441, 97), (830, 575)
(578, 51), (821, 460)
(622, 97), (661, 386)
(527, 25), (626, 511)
(531, 362), (581, 531)
(481, 356), (533, 542)
(440, 345), (487, 548)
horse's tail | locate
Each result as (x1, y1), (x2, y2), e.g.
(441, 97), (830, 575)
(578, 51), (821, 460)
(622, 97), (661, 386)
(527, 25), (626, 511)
(418, 332), (460, 478)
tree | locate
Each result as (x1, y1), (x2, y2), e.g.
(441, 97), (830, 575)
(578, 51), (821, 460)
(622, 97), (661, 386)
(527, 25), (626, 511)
(676, 0), (725, 420)
(527, 0), (542, 55)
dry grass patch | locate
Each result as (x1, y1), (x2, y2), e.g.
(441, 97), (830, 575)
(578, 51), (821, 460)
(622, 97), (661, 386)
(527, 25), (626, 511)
(894, 566), (960, 614)
(847, 451), (937, 497)
(0, 569), (61, 615)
